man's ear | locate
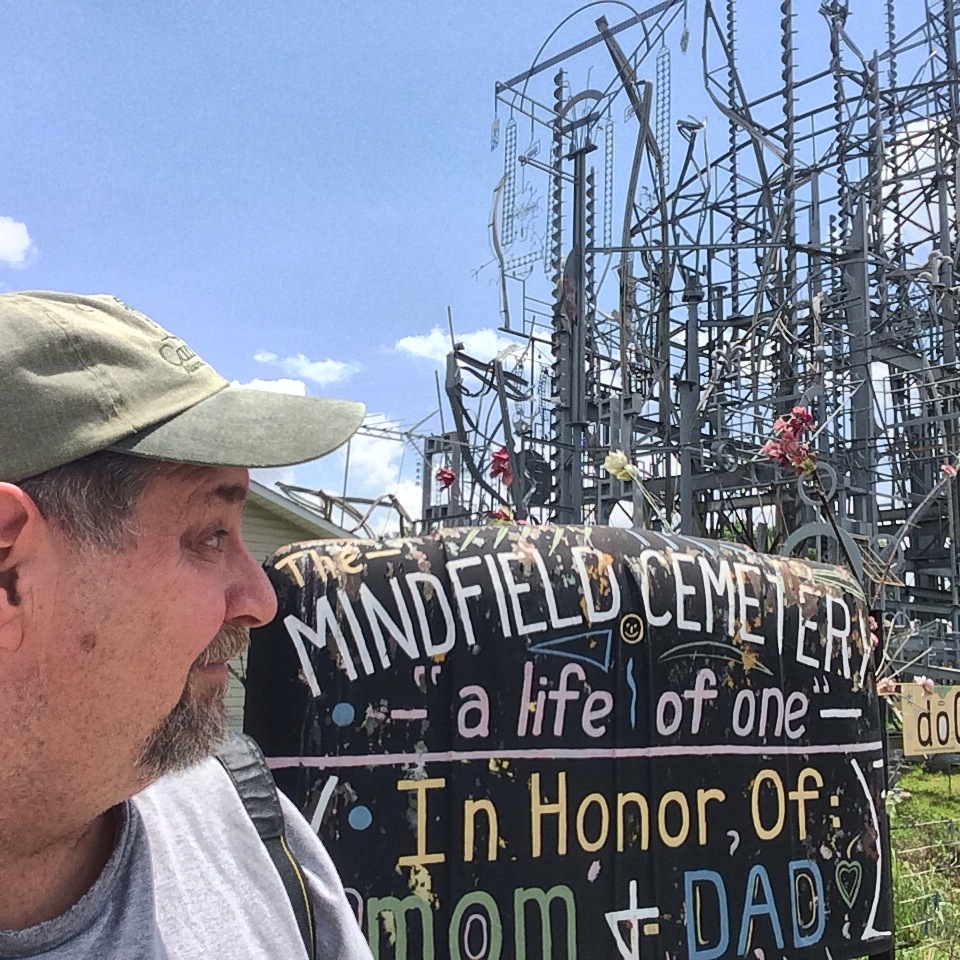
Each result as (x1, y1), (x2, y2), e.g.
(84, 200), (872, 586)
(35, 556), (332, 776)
(0, 484), (38, 646)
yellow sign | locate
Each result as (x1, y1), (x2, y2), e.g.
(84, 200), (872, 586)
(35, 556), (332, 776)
(900, 683), (960, 755)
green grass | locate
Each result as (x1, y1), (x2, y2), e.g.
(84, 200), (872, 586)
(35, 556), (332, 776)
(888, 765), (960, 959)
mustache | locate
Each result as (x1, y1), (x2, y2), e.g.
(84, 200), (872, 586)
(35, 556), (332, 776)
(193, 624), (250, 668)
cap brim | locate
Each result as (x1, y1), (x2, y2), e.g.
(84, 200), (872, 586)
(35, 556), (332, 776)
(109, 386), (364, 468)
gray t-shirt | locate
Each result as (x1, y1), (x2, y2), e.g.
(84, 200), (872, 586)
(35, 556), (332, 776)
(0, 758), (374, 958)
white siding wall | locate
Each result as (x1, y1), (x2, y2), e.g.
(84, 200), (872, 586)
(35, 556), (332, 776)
(242, 505), (317, 565)
(225, 503), (319, 731)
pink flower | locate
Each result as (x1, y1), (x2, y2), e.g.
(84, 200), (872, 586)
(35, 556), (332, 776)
(780, 436), (804, 461)
(489, 447), (513, 488)
(436, 466), (456, 490)
(791, 406), (814, 431)
(773, 417), (793, 438)
(769, 405), (815, 462)
(914, 675), (936, 696)
(761, 439), (784, 463)
(942, 463), (957, 478)
(772, 407), (813, 439)
(762, 434), (817, 476)
(876, 677), (897, 696)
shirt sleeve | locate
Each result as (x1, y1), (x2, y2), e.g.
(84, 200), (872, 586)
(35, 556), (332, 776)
(278, 790), (374, 960)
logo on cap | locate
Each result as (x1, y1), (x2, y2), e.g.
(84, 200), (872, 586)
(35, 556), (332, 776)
(159, 335), (204, 373)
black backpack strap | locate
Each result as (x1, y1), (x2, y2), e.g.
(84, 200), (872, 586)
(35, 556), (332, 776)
(215, 733), (316, 960)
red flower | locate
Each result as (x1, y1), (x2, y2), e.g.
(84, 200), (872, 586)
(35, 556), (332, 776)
(485, 507), (527, 525)
(489, 447), (513, 487)
(780, 436), (804, 461)
(772, 406), (814, 440)
(436, 466), (456, 490)
(760, 440), (784, 463)
(791, 406), (814, 430)
(763, 407), (818, 475)
(761, 436), (817, 476)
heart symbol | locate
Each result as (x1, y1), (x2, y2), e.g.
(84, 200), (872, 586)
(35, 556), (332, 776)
(835, 860), (862, 908)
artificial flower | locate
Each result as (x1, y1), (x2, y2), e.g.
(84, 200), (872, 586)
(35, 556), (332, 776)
(761, 435), (817, 476)
(436, 466), (456, 490)
(771, 406), (814, 441)
(603, 450), (640, 482)
(791, 406), (815, 429)
(489, 447), (513, 487)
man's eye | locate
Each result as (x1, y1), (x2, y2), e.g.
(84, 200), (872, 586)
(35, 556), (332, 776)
(203, 530), (228, 551)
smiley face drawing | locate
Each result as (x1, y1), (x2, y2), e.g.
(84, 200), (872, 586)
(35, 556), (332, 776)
(620, 613), (645, 644)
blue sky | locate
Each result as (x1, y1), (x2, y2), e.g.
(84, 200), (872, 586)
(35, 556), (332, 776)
(0, 1), (899, 526)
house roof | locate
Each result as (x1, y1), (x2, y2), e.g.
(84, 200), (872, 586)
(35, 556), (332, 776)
(247, 479), (352, 540)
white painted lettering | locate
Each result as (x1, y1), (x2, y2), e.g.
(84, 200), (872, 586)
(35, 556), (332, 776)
(571, 546), (621, 624)
(672, 553), (703, 632)
(532, 550), (582, 629)
(734, 563), (765, 645)
(497, 553), (547, 637)
(795, 584), (820, 669)
(447, 556), (483, 646)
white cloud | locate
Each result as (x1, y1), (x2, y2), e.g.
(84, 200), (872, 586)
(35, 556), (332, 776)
(395, 326), (516, 364)
(254, 350), (358, 387)
(393, 478), (423, 527)
(344, 432), (409, 499)
(231, 376), (308, 396)
(0, 216), (33, 267)
(242, 417), (424, 538)
(323, 422), (423, 535)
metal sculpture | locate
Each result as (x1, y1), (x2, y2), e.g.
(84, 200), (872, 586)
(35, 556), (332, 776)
(416, 0), (960, 671)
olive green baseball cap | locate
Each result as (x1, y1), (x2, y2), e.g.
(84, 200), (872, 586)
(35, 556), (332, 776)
(1, 290), (365, 482)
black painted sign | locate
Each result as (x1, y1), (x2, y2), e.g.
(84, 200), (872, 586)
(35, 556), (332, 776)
(245, 525), (893, 960)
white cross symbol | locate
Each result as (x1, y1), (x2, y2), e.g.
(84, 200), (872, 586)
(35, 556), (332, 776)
(605, 880), (660, 960)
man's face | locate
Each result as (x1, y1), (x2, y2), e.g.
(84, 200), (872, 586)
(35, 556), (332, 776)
(29, 464), (277, 789)
(135, 621), (251, 779)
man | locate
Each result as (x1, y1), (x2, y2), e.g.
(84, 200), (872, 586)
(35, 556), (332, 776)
(0, 291), (374, 957)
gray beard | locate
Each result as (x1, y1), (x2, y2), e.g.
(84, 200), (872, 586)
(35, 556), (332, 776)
(135, 625), (249, 780)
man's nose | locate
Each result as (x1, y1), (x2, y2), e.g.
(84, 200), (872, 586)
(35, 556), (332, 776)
(225, 547), (279, 627)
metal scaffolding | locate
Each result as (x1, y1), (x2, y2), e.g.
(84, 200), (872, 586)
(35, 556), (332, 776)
(420, 0), (960, 668)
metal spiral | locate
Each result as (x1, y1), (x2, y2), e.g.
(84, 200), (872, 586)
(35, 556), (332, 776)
(884, 0), (904, 282)
(502, 118), (518, 247)
(826, 4), (852, 244)
(586, 166), (597, 384)
(726, 0), (740, 314)
(603, 118), (614, 249)
(655, 46), (672, 187)
(549, 71), (567, 508)
(780, 0), (796, 314)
